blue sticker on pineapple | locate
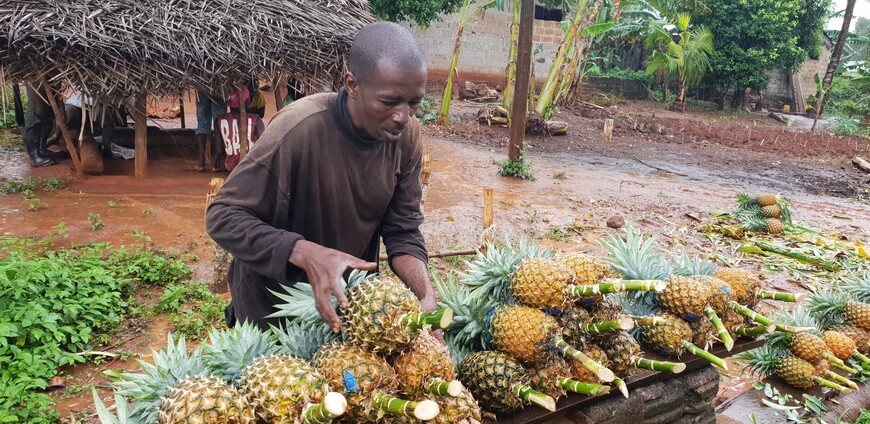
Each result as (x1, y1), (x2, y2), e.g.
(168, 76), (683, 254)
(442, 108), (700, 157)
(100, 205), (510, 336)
(342, 370), (360, 395)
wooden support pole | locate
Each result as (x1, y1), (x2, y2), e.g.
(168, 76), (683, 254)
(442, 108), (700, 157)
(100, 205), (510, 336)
(508, 0), (535, 161)
(483, 188), (494, 230)
(39, 77), (84, 178)
(273, 74), (283, 112)
(238, 84), (249, 161)
(134, 94), (147, 178)
(179, 95), (186, 129)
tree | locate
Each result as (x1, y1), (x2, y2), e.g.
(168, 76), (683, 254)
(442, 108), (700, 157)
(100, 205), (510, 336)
(370, 0), (463, 28)
(817, 0), (858, 117)
(644, 14), (715, 111)
(696, 0), (830, 106)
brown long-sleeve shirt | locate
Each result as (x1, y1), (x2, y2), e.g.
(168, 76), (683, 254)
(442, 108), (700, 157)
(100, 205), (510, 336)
(206, 89), (427, 327)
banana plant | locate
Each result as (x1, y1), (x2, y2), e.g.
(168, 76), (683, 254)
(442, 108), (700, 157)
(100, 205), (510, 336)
(437, 0), (504, 125)
(643, 14), (714, 112)
(501, 0), (522, 111)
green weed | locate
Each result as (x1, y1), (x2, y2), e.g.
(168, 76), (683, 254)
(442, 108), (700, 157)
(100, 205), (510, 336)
(494, 156), (535, 181)
(88, 213), (104, 231)
(156, 279), (228, 341)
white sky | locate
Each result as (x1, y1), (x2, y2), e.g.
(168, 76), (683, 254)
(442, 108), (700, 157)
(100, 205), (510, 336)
(826, 0), (870, 31)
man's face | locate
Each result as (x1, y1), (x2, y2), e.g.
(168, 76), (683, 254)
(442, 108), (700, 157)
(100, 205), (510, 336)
(346, 61), (427, 143)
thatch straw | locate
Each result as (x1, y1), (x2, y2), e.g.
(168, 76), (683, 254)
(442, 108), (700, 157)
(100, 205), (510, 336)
(0, 0), (376, 102)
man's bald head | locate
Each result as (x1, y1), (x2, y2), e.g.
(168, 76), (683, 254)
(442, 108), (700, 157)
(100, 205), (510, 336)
(348, 22), (427, 85)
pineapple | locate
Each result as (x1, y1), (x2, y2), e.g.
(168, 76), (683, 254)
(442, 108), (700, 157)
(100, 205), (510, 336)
(830, 324), (870, 354)
(756, 193), (778, 207)
(392, 331), (460, 398)
(529, 356), (610, 399)
(311, 342), (397, 423)
(597, 331), (686, 376)
(586, 296), (626, 322)
(113, 334), (255, 423)
(657, 276), (712, 321)
(559, 303), (634, 346)
(689, 317), (717, 350)
(344, 277), (452, 355)
(737, 345), (850, 392)
(822, 330), (857, 361)
(807, 289), (870, 330)
(458, 351), (555, 413)
(510, 257), (576, 310)
(428, 386), (482, 424)
(461, 239), (549, 305)
(566, 344), (610, 381)
(434, 273), (491, 357)
(760, 205), (782, 218)
(641, 312), (727, 370)
(713, 268), (761, 307)
(158, 375), (256, 423)
(203, 322), (346, 423)
(555, 253), (617, 306)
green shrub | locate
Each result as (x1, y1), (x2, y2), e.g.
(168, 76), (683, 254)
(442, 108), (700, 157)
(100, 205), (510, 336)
(0, 176), (70, 195)
(156, 279), (228, 340)
(494, 156), (535, 181)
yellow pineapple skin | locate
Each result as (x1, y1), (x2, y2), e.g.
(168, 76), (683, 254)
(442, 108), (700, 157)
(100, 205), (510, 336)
(311, 342), (397, 423)
(813, 358), (830, 377)
(761, 205), (782, 218)
(528, 358), (572, 399)
(831, 324), (870, 354)
(695, 276), (731, 315)
(775, 356), (815, 389)
(713, 268), (761, 307)
(428, 386), (482, 424)
(343, 277), (420, 355)
(823, 331), (857, 360)
(235, 354), (329, 423)
(756, 194), (778, 207)
(789, 333), (828, 364)
(490, 305), (557, 366)
(642, 312), (693, 357)
(392, 331), (456, 398)
(597, 332), (639, 378)
(158, 375), (256, 424)
(555, 253), (614, 305)
(658, 276), (712, 321)
(844, 302), (870, 330)
(765, 218), (784, 234)
(568, 343), (612, 381)
(510, 258), (575, 310)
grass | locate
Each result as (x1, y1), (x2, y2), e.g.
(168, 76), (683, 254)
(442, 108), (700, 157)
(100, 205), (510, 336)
(494, 156), (535, 181)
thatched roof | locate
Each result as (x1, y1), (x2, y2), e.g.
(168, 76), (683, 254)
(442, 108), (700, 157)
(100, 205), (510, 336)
(0, 0), (377, 102)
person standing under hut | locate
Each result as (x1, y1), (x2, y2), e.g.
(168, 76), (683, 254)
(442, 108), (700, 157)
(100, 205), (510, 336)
(194, 89), (227, 172)
(206, 22), (437, 334)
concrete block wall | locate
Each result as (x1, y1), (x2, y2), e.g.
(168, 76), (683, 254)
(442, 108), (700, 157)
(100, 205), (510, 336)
(405, 9), (564, 83)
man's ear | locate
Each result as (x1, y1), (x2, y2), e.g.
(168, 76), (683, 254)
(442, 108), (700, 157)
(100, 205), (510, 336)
(344, 72), (359, 97)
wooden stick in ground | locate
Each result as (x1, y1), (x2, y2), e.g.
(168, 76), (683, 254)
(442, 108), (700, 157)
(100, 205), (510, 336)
(483, 188), (493, 230)
(39, 76), (84, 178)
(134, 94), (147, 178)
(238, 84), (249, 162)
(179, 95), (185, 129)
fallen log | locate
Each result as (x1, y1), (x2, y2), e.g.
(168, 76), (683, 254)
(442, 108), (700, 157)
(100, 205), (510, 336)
(853, 156), (870, 173)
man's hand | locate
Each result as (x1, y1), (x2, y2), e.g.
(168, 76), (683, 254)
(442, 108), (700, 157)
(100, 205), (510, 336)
(289, 240), (376, 333)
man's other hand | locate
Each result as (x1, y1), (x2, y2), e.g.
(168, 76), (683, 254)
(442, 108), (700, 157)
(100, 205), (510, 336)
(288, 240), (377, 333)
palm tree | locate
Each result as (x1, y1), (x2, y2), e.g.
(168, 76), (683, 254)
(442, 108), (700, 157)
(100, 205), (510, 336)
(644, 14), (714, 111)
(818, 0), (859, 117)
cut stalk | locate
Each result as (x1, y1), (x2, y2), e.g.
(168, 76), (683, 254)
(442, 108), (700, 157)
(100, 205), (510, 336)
(682, 341), (727, 370)
(613, 377), (629, 398)
(372, 392), (440, 421)
(426, 378), (463, 397)
(630, 356), (686, 373)
(729, 302), (773, 326)
(813, 376), (852, 393)
(557, 378), (610, 396)
(403, 308), (454, 331)
(852, 351), (870, 368)
(568, 280), (665, 296)
(749, 240), (841, 272)
(756, 289), (806, 302)
(704, 307), (734, 351)
(824, 354), (858, 374)
(630, 315), (667, 327)
(302, 392), (347, 424)
(825, 370), (859, 390)
(554, 336), (615, 382)
(512, 383), (556, 411)
(775, 324), (815, 333)
(581, 318), (635, 334)
(732, 325), (776, 337)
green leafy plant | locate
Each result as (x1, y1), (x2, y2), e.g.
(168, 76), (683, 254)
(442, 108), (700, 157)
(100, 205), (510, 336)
(0, 176), (69, 195)
(89, 213), (105, 231)
(494, 156), (535, 180)
(417, 95), (438, 125)
(156, 279), (228, 340)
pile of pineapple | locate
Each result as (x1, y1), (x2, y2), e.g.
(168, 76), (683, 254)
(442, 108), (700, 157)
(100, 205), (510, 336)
(733, 193), (793, 234)
(98, 224), (870, 422)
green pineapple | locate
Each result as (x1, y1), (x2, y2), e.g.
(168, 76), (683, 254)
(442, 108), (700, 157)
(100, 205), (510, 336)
(112, 334), (255, 423)
(458, 351), (556, 413)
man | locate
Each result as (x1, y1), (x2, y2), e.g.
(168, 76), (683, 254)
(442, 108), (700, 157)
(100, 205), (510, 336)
(206, 21), (434, 333)
(194, 89), (227, 172)
(21, 82), (59, 167)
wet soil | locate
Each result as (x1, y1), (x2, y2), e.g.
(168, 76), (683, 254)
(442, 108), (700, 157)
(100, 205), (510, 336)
(1, 92), (868, 421)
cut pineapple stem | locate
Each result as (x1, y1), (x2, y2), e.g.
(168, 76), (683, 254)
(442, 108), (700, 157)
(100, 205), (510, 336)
(302, 392), (348, 424)
(729, 302), (773, 326)
(630, 356), (686, 373)
(512, 383), (557, 412)
(813, 376), (852, 393)
(426, 378), (463, 397)
(704, 307), (734, 351)
(582, 318), (635, 334)
(628, 315), (667, 327)
(557, 377), (610, 396)
(553, 336), (616, 382)
(567, 280), (665, 297)
(372, 392), (440, 420)
(756, 289), (806, 302)
(853, 351), (870, 368)
(774, 324), (815, 333)
(824, 354), (858, 374)
(682, 341), (727, 370)
(731, 325), (775, 337)
(613, 377), (629, 398)
(403, 308), (454, 331)
(825, 370), (859, 390)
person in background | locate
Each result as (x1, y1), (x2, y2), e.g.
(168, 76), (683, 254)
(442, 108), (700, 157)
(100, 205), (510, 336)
(282, 77), (306, 107)
(194, 89), (227, 172)
(246, 79), (267, 118)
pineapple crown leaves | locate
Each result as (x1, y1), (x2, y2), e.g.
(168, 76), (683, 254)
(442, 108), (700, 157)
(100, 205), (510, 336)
(201, 320), (282, 382)
(670, 248), (717, 277)
(611, 293), (662, 339)
(114, 334), (208, 424)
(805, 288), (850, 328)
(842, 271), (870, 303)
(735, 193), (760, 211)
(734, 209), (770, 233)
(599, 223), (671, 281)
(271, 319), (339, 361)
(734, 343), (788, 378)
(776, 196), (794, 226)
(445, 332), (475, 368)
(92, 390), (136, 424)
(434, 273), (492, 352)
(460, 241), (520, 306)
(266, 270), (372, 321)
(767, 306), (821, 348)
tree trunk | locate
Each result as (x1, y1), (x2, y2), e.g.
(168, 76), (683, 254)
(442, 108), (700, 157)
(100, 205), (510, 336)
(818, 0), (857, 117)
(502, 0), (521, 111)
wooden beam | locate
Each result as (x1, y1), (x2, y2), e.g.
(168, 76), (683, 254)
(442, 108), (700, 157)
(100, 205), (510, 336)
(39, 76), (84, 178)
(179, 95), (186, 129)
(508, 0), (535, 161)
(238, 84), (249, 161)
(483, 188), (493, 230)
(273, 74), (283, 112)
(134, 94), (147, 178)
